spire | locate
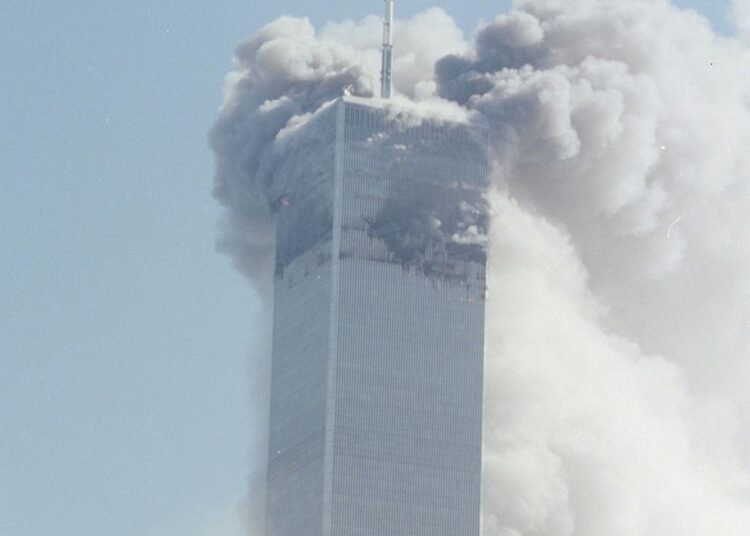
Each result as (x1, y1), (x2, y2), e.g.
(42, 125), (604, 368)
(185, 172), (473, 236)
(380, 0), (394, 98)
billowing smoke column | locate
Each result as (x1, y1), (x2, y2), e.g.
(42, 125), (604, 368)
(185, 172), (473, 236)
(209, 1), (750, 534)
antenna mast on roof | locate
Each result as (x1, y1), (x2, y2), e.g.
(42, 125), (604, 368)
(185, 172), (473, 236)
(380, 0), (394, 98)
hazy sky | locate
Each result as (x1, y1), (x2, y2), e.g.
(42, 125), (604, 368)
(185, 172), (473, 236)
(0, 1), (738, 535)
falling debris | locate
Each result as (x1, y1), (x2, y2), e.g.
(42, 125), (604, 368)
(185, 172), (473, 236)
(667, 216), (683, 239)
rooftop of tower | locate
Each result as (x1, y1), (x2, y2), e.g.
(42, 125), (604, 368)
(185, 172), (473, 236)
(342, 95), (489, 130)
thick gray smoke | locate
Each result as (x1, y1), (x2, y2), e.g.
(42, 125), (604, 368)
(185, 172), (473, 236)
(210, 1), (750, 534)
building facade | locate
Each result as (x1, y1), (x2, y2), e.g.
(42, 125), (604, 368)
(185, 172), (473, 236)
(265, 97), (488, 536)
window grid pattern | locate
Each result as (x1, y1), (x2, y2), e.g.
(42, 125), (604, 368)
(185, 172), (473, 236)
(266, 243), (334, 536)
(329, 101), (486, 536)
(266, 99), (487, 536)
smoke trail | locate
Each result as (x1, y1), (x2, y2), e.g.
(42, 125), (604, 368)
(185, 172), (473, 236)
(210, 1), (750, 534)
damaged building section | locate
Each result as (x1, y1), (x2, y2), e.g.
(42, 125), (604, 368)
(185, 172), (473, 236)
(268, 97), (489, 292)
(363, 188), (488, 265)
(338, 97), (489, 293)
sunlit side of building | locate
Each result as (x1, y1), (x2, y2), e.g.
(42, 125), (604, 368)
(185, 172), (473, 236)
(266, 97), (488, 536)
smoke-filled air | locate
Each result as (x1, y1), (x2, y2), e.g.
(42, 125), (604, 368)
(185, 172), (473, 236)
(209, 0), (750, 534)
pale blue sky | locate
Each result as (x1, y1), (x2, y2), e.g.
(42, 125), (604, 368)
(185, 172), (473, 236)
(0, 1), (736, 535)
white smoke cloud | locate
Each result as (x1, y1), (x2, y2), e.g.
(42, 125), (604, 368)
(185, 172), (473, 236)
(733, 0), (750, 39)
(210, 1), (750, 534)
(437, 0), (750, 390)
(482, 194), (750, 535)
(321, 7), (468, 99)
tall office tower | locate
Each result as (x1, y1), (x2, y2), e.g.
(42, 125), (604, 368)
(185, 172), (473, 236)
(266, 96), (488, 536)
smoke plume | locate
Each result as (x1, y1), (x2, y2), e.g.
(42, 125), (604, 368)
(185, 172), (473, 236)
(210, 1), (750, 534)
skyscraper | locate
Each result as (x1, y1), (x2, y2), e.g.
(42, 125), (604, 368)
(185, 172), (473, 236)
(265, 96), (488, 536)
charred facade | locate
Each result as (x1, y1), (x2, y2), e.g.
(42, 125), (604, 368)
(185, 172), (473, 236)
(266, 97), (488, 536)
